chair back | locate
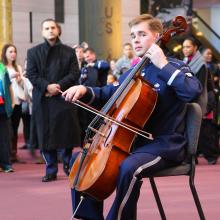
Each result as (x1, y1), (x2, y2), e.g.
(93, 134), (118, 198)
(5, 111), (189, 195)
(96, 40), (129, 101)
(185, 103), (202, 157)
(148, 103), (206, 220)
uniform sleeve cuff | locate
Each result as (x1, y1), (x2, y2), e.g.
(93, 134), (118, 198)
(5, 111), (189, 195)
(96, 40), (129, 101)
(158, 63), (180, 85)
(80, 87), (95, 104)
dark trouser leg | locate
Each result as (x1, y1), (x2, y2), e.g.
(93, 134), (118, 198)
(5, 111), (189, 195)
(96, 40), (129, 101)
(198, 119), (219, 161)
(21, 113), (31, 146)
(62, 148), (73, 165)
(41, 149), (58, 175)
(10, 104), (22, 160)
(29, 114), (38, 150)
(106, 153), (175, 220)
(71, 189), (104, 220)
(70, 153), (104, 220)
(0, 114), (11, 167)
(62, 148), (73, 175)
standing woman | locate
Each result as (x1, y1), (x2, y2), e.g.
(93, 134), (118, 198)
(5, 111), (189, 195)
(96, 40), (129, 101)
(182, 37), (208, 116)
(182, 39), (217, 163)
(1, 44), (24, 163)
(0, 62), (14, 172)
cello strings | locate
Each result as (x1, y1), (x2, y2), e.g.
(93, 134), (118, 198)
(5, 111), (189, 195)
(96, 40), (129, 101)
(86, 54), (150, 135)
(59, 55), (153, 142)
(75, 100), (152, 136)
(74, 100), (153, 140)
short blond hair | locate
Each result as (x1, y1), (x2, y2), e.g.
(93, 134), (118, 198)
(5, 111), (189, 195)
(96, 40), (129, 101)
(128, 14), (163, 34)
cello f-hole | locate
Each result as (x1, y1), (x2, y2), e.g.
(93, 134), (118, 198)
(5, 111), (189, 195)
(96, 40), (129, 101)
(104, 126), (113, 147)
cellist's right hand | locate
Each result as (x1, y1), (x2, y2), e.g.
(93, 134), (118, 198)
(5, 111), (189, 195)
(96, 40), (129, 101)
(62, 85), (87, 102)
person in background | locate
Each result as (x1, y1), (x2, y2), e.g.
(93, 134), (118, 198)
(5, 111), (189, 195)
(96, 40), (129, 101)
(109, 59), (117, 74)
(1, 44), (28, 163)
(202, 48), (220, 111)
(19, 58), (33, 150)
(197, 82), (220, 164)
(202, 48), (220, 90)
(113, 43), (135, 79)
(26, 18), (81, 182)
(77, 47), (109, 147)
(63, 14), (202, 220)
(74, 45), (86, 70)
(196, 48), (220, 164)
(182, 39), (217, 164)
(83, 48), (110, 87)
(107, 73), (118, 85)
(182, 37), (208, 116)
(0, 62), (14, 172)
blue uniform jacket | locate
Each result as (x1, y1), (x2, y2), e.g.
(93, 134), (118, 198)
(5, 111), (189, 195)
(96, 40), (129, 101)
(84, 58), (202, 162)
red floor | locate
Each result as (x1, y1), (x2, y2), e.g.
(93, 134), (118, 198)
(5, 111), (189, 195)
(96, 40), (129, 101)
(0, 137), (220, 220)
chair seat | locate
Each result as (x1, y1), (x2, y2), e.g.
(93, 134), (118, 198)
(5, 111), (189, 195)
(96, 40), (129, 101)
(150, 163), (191, 177)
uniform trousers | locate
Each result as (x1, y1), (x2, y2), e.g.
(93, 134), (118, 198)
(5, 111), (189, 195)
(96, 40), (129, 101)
(70, 151), (176, 220)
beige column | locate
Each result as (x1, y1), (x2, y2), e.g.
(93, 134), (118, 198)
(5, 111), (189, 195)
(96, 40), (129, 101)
(0, 0), (12, 52)
(79, 0), (122, 60)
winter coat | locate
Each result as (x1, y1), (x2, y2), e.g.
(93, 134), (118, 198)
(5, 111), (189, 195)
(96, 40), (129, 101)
(0, 63), (13, 117)
(26, 39), (81, 150)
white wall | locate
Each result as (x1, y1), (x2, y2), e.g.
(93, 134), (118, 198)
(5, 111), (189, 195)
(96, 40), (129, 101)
(211, 7), (220, 52)
(196, 6), (220, 52)
(211, 7), (220, 36)
(11, 0), (79, 66)
(9, 0), (220, 64)
(11, 0), (140, 64)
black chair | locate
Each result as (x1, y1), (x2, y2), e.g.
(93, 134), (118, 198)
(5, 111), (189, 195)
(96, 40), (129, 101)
(147, 103), (205, 220)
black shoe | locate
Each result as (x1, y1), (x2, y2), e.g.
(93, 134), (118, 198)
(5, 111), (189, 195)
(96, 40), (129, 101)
(19, 144), (28, 149)
(63, 163), (70, 176)
(42, 174), (57, 182)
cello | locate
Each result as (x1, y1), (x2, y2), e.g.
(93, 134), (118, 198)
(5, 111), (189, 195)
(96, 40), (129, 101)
(69, 16), (187, 201)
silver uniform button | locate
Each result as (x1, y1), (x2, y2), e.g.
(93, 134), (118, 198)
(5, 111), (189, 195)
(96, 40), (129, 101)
(141, 71), (145, 77)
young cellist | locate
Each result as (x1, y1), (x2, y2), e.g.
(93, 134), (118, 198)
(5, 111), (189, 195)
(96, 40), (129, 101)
(63, 14), (202, 220)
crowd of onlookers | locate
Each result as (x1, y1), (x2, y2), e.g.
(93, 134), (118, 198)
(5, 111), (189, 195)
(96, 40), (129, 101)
(0, 31), (220, 174)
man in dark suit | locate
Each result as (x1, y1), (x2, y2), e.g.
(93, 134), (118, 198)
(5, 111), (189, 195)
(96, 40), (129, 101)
(27, 18), (81, 182)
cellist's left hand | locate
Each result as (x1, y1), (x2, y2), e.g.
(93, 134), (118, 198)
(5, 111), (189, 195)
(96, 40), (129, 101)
(145, 43), (168, 69)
